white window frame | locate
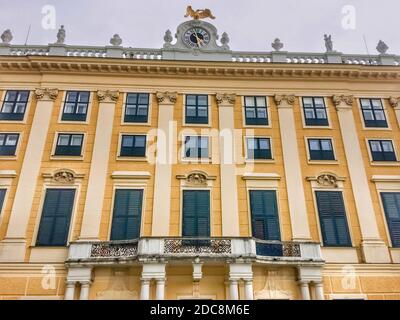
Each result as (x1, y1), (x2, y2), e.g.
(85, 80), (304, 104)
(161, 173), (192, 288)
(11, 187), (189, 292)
(299, 96), (332, 129)
(356, 97), (392, 131)
(241, 95), (271, 128)
(0, 89), (33, 124)
(182, 94), (212, 127)
(243, 135), (275, 163)
(51, 131), (86, 160)
(0, 131), (23, 160)
(57, 90), (93, 124)
(305, 136), (338, 164)
(365, 138), (400, 166)
(121, 92), (153, 126)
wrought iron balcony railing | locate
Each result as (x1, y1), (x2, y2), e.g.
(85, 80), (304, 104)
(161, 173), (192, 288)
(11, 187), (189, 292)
(255, 240), (301, 258)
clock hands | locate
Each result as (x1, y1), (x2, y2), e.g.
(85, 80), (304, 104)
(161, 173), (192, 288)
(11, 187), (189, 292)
(191, 28), (204, 48)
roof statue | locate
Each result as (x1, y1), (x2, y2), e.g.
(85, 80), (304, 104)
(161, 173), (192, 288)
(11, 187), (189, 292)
(324, 34), (333, 52)
(376, 40), (389, 54)
(1, 29), (13, 44)
(184, 6), (216, 20)
(56, 25), (66, 44)
(272, 38), (284, 51)
(110, 34), (122, 46)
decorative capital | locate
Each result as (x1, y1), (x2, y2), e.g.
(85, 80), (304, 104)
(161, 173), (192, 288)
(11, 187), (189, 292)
(274, 94), (295, 107)
(389, 97), (400, 109)
(332, 95), (354, 108)
(156, 91), (177, 104)
(34, 88), (59, 101)
(216, 93), (236, 106)
(97, 90), (119, 102)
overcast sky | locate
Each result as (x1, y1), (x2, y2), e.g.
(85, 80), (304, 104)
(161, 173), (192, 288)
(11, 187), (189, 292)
(2, 0), (399, 54)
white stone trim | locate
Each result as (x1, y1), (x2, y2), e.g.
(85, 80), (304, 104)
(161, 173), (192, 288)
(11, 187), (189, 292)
(120, 92), (153, 126)
(50, 131), (86, 161)
(116, 131), (150, 162)
(356, 97), (392, 131)
(299, 96), (333, 130)
(364, 138), (400, 166)
(57, 90), (93, 125)
(304, 136), (339, 165)
(243, 135), (275, 163)
(0, 89), (33, 124)
(240, 95), (272, 129)
(0, 131), (23, 161)
(182, 93), (212, 128)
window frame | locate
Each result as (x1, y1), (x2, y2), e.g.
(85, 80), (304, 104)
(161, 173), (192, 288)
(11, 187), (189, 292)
(52, 132), (85, 158)
(183, 94), (210, 126)
(242, 96), (269, 127)
(0, 132), (20, 158)
(379, 192), (400, 248)
(59, 91), (91, 123)
(122, 92), (151, 125)
(182, 135), (211, 160)
(0, 90), (31, 122)
(244, 136), (273, 161)
(301, 96), (330, 127)
(118, 133), (148, 159)
(307, 137), (336, 161)
(358, 98), (389, 129)
(367, 139), (398, 163)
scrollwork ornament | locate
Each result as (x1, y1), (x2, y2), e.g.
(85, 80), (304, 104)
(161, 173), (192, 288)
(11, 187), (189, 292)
(389, 97), (400, 109)
(97, 90), (119, 102)
(156, 91), (178, 104)
(332, 95), (354, 106)
(316, 174), (339, 188)
(274, 94), (295, 106)
(34, 88), (59, 101)
(216, 93), (236, 105)
(53, 169), (75, 184)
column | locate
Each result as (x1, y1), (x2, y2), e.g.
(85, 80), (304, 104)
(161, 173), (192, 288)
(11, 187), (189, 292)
(244, 280), (254, 300)
(333, 95), (390, 263)
(314, 282), (325, 300)
(229, 280), (239, 300)
(79, 90), (119, 240)
(140, 279), (151, 300)
(274, 95), (311, 241)
(151, 92), (177, 236)
(216, 93), (240, 236)
(0, 88), (58, 262)
(79, 281), (91, 300)
(155, 279), (166, 300)
(389, 97), (400, 127)
(298, 281), (311, 300)
(64, 281), (76, 300)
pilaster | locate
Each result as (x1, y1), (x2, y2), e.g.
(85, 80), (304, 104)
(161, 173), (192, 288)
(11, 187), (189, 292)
(0, 88), (59, 262)
(333, 95), (391, 263)
(274, 94), (311, 241)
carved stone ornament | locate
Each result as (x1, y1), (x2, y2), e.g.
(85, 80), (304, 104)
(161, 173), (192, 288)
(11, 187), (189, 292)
(110, 34), (122, 46)
(184, 6), (216, 20)
(332, 95), (354, 106)
(34, 88), (59, 100)
(376, 40), (389, 55)
(156, 91), (178, 104)
(1, 29), (13, 44)
(56, 25), (66, 45)
(271, 38), (284, 51)
(274, 94), (295, 106)
(316, 174), (339, 188)
(187, 172), (208, 185)
(254, 270), (292, 300)
(389, 97), (400, 108)
(220, 32), (230, 49)
(163, 29), (173, 46)
(216, 93), (236, 105)
(53, 169), (76, 184)
(97, 90), (119, 102)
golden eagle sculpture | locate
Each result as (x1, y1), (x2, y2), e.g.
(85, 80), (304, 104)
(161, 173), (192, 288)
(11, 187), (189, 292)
(184, 6), (216, 20)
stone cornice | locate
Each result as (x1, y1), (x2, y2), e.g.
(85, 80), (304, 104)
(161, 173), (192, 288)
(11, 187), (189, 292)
(0, 56), (399, 81)
(96, 90), (119, 102)
(34, 88), (59, 101)
(216, 93), (236, 106)
(274, 94), (296, 107)
(156, 91), (178, 104)
(389, 97), (400, 109)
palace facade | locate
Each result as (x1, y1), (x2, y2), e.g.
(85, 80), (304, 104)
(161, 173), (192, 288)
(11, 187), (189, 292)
(0, 16), (400, 300)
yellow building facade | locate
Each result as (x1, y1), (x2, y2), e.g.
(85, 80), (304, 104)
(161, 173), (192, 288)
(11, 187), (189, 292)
(0, 17), (400, 300)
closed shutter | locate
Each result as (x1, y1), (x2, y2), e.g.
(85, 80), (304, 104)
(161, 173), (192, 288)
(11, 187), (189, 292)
(111, 189), (143, 241)
(36, 189), (76, 246)
(0, 189), (5, 213)
(316, 191), (351, 247)
(182, 190), (210, 237)
(250, 190), (281, 241)
(381, 193), (400, 247)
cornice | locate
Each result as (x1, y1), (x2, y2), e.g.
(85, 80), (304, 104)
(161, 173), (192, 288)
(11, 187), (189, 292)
(0, 56), (399, 81)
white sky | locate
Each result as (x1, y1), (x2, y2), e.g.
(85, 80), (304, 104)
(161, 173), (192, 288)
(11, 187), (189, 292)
(2, 0), (399, 54)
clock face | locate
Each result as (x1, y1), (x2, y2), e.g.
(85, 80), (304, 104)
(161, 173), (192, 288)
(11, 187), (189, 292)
(183, 28), (211, 48)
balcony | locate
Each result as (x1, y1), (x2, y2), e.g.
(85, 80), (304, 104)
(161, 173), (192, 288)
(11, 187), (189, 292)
(66, 237), (323, 266)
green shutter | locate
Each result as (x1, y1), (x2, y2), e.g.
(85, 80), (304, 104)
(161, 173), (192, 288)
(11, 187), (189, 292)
(182, 190), (210, 237)
(249, 190), (281, 241)
(111, 189), (143, 240)
(316, 191), (351, 247)
(0, 189), (5, 214)
(36, 189), (75, 246)
(381, 193), (400, 247)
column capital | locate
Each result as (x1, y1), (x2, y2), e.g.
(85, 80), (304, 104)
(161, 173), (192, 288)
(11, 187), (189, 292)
(389, 96), (400, 109)
(274, 94), (296, 108)
(156, 91), (177, 104)
(216, 93), (236, 106)
(96, 90), (120, 102)
(333, 95), (354, 109)
(34, 88), (59, 101)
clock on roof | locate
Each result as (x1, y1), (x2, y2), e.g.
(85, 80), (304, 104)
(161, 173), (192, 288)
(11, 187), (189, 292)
(183, 27), (211, 48)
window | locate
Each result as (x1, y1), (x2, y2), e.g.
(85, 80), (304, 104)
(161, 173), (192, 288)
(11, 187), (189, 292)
(184, 136), (209, 159)
(182, 190), (210, 237)
(54, 134), (84, 156)
(0, 90), (29, 121)
(249, 190), (281, 241)
(246, 137), (272, 160)
(244, 96), (268, 125)
(120, 135), (146, 157)
(315, 191), (351, 247)
(124, 93), (149, 123)
(308, 138), (335, 160)
(0, 189), (6, 214)
(110, 189), (143, 241)
(369, 140), (397, 162)
(185, 95), (208, 124)
(381, 193), (400, 247)
(36, 189), (75, 246)
(61, 91), (90, 121)
(360, 99), (387, 128)
(0, 133), (19, 156)
(302, 97), (329, 126)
